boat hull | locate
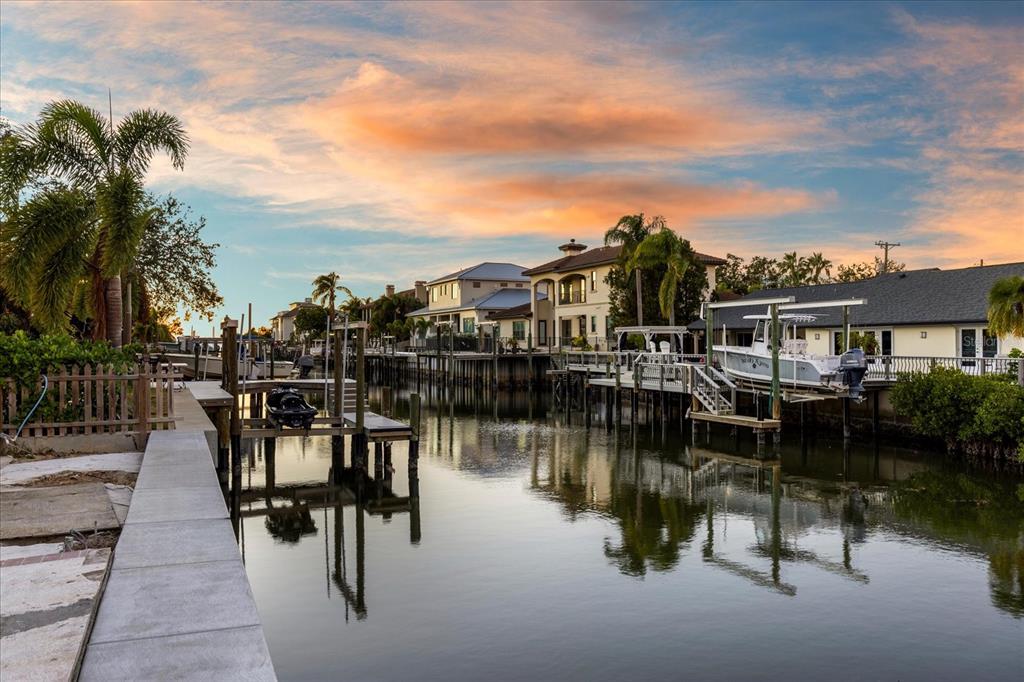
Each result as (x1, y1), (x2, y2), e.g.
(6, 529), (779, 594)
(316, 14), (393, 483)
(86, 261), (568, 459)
(714, 348), (839, 389)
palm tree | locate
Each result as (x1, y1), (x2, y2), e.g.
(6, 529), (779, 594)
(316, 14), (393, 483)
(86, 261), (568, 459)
(779, 251), (808, 287)
(805, 252), (832, 284)
(2, 100), (188, 345)
(987, 276), (1024, 338)
(311, 272), (353, 321)
(625, 228), (693, 327)
(605, 214), (661, 326)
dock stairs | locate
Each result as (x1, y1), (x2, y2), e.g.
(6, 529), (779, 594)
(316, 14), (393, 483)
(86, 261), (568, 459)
(690, 365), (736, 416)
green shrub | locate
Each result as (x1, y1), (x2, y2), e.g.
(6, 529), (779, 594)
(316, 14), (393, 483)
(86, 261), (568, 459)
(891, 366), (1024, 458)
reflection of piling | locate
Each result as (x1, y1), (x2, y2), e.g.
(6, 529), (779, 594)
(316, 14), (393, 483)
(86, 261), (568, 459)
(409, 393), (421, 544)
(331, 328), (345, 485)
(264, 437), (276, 490)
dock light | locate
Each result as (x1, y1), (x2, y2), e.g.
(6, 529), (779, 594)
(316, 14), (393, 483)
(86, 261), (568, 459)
(920, 331), (927, 338)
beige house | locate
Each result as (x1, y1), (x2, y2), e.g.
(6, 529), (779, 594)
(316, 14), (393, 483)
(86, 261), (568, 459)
(407, 262), (536, 336)
(269, 298), (319, 342)
(522, 239), (726, 350)
(689, 262), (1024, 358)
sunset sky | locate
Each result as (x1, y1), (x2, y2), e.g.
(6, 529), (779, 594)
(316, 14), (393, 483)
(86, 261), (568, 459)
(2, 1), (1022, 328)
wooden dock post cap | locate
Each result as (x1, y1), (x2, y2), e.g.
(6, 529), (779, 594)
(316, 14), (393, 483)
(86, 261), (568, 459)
(221, 317), (239, 329)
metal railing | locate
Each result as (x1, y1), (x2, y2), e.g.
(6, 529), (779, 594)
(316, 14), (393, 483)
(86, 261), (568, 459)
(863, 355), (1016, 382)
(690, 365), (735, 415)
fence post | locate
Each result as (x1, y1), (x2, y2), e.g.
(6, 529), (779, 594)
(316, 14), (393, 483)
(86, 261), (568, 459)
(135, 362), (150, 438)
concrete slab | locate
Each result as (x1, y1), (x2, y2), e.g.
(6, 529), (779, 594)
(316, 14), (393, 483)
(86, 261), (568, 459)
(0, 548), (110, 682)
(0, 452), (142, 486)
(134, 461), (217, 491)
(80, 625), (275, 681)
(0, 542), (63, 562)
(89, 561), (261, 644)
(0, 484), (119, 540)
(105, 485), (132, 525)
(141, 432), (214, 467)
(112, 519), (240, 570)
(124, 486), (227, 525)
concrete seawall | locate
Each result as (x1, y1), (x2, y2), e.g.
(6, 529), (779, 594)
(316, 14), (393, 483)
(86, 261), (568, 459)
(78, 388), (276, 680)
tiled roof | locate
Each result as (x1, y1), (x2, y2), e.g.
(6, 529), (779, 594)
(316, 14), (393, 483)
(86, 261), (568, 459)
(686, 262), (1024, 330)
(427, 262), (528, 285)
(522, 244), (726, 276)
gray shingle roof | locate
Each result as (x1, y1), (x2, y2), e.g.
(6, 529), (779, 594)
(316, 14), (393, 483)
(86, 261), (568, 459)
(409, 288), (543, 317)
(427, 262), (528, 285)
(687, 262), (1024, 330)
(523, 244), (726, 276)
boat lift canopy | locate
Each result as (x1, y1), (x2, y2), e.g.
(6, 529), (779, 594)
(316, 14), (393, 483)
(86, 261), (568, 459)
(613, 326), (688, 352)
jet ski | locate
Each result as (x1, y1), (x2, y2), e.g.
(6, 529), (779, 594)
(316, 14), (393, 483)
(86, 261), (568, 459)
(266, 387), (317, 429)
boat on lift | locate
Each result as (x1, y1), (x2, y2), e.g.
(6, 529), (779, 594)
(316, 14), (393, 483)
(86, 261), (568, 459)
(714, 311), (867, 398)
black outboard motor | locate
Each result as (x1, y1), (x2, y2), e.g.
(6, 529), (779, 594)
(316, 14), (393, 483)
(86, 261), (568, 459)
(266, 387), (317, 429)
(297, 355), (315, 379)
(839, 348), (867, 400)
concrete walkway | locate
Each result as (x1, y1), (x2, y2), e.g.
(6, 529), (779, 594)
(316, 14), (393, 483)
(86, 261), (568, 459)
(79, 391), (276, 680)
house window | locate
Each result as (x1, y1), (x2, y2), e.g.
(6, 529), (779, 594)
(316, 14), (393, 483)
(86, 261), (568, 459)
(515, 283), (523, 288)
(442, 284), (447, 296)
(452, 283), (459, 299)
(431, 288), (438, 303)
(590, 271), (597, 291)
(463, 318), (475, 334)
(473, 281), (481, 288)
(513, 321), (526, 340)
(590, 315), (597, 333)
(500, 282), (508, 287)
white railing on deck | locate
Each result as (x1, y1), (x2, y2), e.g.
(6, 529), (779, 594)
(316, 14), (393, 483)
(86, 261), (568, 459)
(863, 355), (1016, 382)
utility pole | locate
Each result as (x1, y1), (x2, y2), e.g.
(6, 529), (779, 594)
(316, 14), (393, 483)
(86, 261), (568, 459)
(874, 240), (901, 273)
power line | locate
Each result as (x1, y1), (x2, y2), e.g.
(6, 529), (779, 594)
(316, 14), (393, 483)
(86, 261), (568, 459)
(874, 240), (901, 273)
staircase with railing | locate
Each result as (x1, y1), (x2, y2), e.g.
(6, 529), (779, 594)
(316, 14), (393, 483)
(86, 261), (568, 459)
(690, 365), (737, 416)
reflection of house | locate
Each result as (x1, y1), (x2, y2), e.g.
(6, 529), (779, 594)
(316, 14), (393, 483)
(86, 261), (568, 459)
(407, 262), (541, 334)
(523, 239), (726, 350)
(688, 262), (1024, 357)
(270, 298), (319, 342)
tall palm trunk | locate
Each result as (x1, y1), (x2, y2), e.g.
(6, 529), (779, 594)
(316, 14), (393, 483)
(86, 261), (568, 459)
(105, 275), (123, 347)
(122, 277), (133, 345)
(635, 269), (644, 326)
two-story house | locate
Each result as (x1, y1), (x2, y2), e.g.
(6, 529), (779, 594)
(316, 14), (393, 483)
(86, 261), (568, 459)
(522, 239), (726, 350)
(407, 262), (543, 335)
(269, 298), (321, 342)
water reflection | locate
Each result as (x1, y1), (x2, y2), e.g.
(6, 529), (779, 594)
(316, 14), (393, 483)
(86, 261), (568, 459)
(236, 386), (1022, 681)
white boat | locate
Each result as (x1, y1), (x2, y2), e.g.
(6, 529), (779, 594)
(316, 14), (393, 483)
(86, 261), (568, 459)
(714, 312), (867, 397)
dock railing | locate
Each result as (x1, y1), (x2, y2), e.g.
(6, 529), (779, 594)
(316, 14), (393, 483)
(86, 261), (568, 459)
(2, 362), (178, 438)
(863, 355), (1015, 382)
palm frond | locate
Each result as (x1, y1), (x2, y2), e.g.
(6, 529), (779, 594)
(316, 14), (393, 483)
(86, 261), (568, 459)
(31, 100), (110, 187)
(114, 109), (189, 176)
(97, 172), (148, 276)
(29, 223), (96, 332)
(0, 188), (95, 306)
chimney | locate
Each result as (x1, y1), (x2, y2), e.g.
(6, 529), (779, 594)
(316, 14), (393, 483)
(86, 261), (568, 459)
(414, 280), (428, 304)
(558, 238), (587, 256)
(385, 284), (395, 297)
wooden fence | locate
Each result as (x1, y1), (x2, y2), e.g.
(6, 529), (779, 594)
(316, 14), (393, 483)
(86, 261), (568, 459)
(2, 363), (177, 438)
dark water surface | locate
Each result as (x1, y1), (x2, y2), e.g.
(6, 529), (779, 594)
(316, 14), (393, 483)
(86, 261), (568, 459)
(237, 388), (1023, 681)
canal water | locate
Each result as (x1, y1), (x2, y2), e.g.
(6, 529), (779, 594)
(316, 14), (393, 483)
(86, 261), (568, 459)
(236, 388), (1023, 681)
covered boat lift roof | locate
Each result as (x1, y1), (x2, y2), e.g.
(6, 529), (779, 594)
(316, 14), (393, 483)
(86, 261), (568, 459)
(612, 326), (689, 351)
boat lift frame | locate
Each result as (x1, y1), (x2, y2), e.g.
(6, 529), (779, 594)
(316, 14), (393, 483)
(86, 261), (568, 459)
(703, 297), (866, 420)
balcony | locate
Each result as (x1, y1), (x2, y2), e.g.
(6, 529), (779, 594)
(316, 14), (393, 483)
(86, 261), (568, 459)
(558, 290), (586, 305)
